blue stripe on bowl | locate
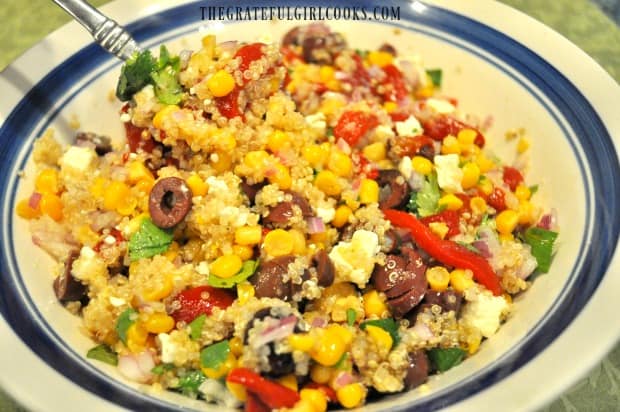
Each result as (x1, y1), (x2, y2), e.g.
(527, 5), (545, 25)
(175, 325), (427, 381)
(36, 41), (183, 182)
(0, 1), (618, 410)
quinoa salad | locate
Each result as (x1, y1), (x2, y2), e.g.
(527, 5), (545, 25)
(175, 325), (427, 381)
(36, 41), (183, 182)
(16, 24), (559, 411)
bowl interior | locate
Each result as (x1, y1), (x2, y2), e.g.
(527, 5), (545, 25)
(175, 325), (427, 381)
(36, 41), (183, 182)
(2, 2), (614, 411)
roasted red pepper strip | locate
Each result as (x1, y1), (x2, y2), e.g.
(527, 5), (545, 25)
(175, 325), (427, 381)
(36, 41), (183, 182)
(169, 286), (235, 324)
(245, 392), (270, 412)
(383, 209), (502, 295)
(227, 368), (300, 409)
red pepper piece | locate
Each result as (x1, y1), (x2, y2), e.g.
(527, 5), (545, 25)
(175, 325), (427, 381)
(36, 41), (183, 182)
(245, 392), (270, 412)
(389, 112), (410, 122)
(421, 209), (460, 238)
(227, 368), (300, 409)
(502, 166), (524, 191)
(334, 111), (379, 146)
(422, 116), (485, 147)
(235, 43), (265, 84)
(304, 382), (338, 403)
(124, 121), (156, 153)
(215, 87), (242, 120)
(487, 187), (506, 212)
(391, 135), (435, 158)
(380, 64), (409, 102)
(169, 286), (234, 324)
(383, 209), (502, 296)
(354, 152), (378, 180)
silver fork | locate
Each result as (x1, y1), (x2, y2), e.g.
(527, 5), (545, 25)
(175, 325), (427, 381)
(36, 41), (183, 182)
(52, 0), (141, 60)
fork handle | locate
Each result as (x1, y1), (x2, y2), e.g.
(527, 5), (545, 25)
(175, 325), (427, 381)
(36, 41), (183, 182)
(52, 0), (141, 60)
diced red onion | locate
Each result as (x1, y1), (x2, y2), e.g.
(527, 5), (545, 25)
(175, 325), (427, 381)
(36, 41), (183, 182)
(333, 371), (356, 389)
(477, 227), (501, 261)
(482, 115), (494, 131)
(311, 316), (328, 328)
(307, 217), (326, 234)
(411, 322), (434, 341)
(89, 211), (122, 232)
(28, 192), (42, 209)
(118, 351), (154, 383)
(398, 60), (419, 87)
(253, 315), (297, 348)
(472, 240), (492, 258)
(537, 209), (558, 230)
(336, 138), (351, 154)
(30, 218), (79, 260)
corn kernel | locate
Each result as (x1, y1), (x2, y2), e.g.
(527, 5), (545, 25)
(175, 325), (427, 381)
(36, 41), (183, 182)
(336, 383), (366, 409)
(201, 34), (216, 51)
(359, 178), (379, 204)
(496, 209), (519, 235)
(310, 364), (333, 384)
(426, 266), (451, 292)
(35, 169), (59, 194)
(103, 181), (130, 211)
(126, 322), (149, 353)
(475, 153), (495, 173)
(310, 231), (328, 244)
(141, 273), (174, 301)
(263, 229), (294, 257)
(226, 381), (247, 401)
(232, 245), (254, 261)
(328, 324), (353, 346)
(207, 69), (236, 97)
(428, 222), (449, 239)
(267, 130), (291, 153)
(268, 163), (292, 190)
(383, 101), (398, 113)
(319, 66), (335, 82)
(362, 142), (386, 162)
(461, 162), (481, 189)
(320, 97), (345, 116)
(367, 50), (393, 67)
(362, 290), (387, 318)
(514, 184), (531, 201)
(457, 128), (477, 147)
(127, 161), (154, 185)
(143, 312), (175, 334)
(311, 327), (347, 366)
(229, 337), (244, 357)
(303, 144), (330, 169)
(134, 178), (154, 195)
(202, 352), (236, 379)
(236, 281), (255, 304)
(90, 177), (108, 198)
(438, 193), (463, 211)
(75, 224), (99, 247)
(327, 150), (353, 177)
(450, 269), (475, 293)
(517, 137), (530, 154)
(186, 174), (208, 197)
(244, 150), (270, 170)
(441, 135), (461, 155)
(288, 399), (315, 412)
(15, 198), (41, 219)
(234, 225), (262, 246)
(517, 201), (535, 225)
(477, 176), (493, 196)
(412, 156), (434, 175)
(365, 325), (393, 351)
(470, 196), (487, 216)
(278, 374), (299, 392)
(210, 254), (243, 278)
(300, 388), (328, 412)
(466, 331), (482, 355)
(152, 105), (180, 129)
(116, 195), (137, 216)
(315, 170), (342, 196)
(211, 151), (232, 173)
(289, 228), (307, 255)
(213, 130), (237, 152)
(332, 205), (352, 228)
(499, 233), (514, 242)
(39, 193), (63, 221)
(289, 333), (316, 352)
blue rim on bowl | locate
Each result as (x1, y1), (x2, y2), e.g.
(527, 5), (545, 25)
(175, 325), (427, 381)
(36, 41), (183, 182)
(0, 1), (618, 410)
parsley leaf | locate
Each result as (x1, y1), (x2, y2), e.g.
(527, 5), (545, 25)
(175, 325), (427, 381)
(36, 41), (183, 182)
(152, 66), (183, 105)
(428, 347), (466, 372)
(416, 172), (441, 217)
(189, 314), (206, 340)
(175, 369), (206, 396)
(151, 363), (174, 375)
(208, 260), (259, 288)
(426, 69), (443, 87)
(360, 318), (400, 346)
(523, 227), (558, 273)
(116, 50), (157, 101)
(115, 308), (137, 344)
(128, 218), (174, 262)
(200, 340), (230, 369)
(346, 308), (357, 326)
(86, 344), (118, 366)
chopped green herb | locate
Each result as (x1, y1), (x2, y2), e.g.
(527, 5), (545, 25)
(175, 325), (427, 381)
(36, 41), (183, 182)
(426, 69), (443, 87)
(115, 308), (137, 344)
(86, 344), (118, 366)
(208, 260), (259, 288)
(415, 172), (441, 217)
(176, 369), (206, 396)
(355, 49), (368, 58)
(116, 50), (157, 101)
(428, 347), (466, 372)
(326, 126), (334, 137)
(152, 66), (183, 105)
(156, 45), (180, 72)
(151, 363), (174, 375)
(200, 340), (230, 370)
(346, 308), (357, 326)
(334, 352), (350, 370)
(523, 227), (558, 273)
(128, 218), (174, 262)
(189, 314), (207, 340)
(529, 184), (539, 195)
(457, 241), (480, 254)
(360, 318), (400, 346)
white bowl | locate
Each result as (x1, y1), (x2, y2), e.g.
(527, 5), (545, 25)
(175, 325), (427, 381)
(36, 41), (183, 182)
(1, 1), (619, 411)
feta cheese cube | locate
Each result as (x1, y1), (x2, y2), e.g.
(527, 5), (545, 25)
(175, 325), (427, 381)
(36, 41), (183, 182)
(316, 206), (336, 223)
(329, 230), (380, 288)
(395, 115), (423, 137)
(305, 112), (327, 135)
(461, 291), (510, 338)
(434, 154), (463, 193)
(60, 146), (97, 175)
(398, 156), (413, 179)
(157, 333), (177, 363)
